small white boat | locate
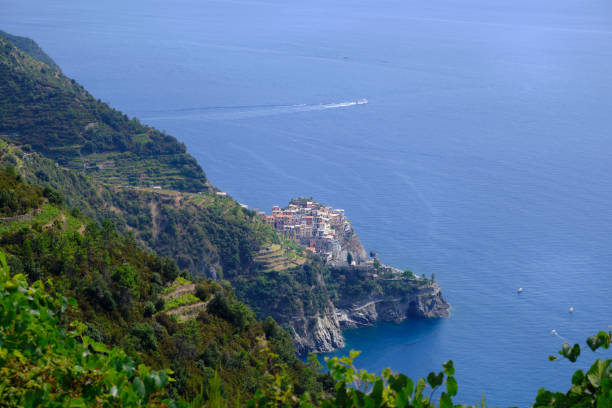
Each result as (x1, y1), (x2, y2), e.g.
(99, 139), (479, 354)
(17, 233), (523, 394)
(551, 329), (557, 335)
(356, 98), (368, 105)
(517, 287), (523, 293)
(569, 306), (574, 313)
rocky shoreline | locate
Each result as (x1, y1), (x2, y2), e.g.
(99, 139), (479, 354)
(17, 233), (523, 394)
(336, 282), (450, 328)
(292, 270), (450, 354)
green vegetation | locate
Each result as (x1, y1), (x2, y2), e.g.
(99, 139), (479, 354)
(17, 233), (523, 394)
(323, 266), (422, 308)
(207, 290), (256, 332)
(253, 243), (306, 273)
(0, 168), (43, 216)
(0, 143), (114, 221)
(234, 260), (332, 333)
(251, 351), (463, 407)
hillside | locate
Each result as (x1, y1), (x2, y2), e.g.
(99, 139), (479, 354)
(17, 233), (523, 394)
(0, 140), (273, 276)
(0, 170), (331, 403)
(0, 35), (207, 192)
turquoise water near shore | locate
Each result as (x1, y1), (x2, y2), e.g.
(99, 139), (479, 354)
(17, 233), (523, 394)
(3, 0), (612, 405)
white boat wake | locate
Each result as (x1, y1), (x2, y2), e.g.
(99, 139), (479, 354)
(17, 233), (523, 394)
(141, 99), (368, 121)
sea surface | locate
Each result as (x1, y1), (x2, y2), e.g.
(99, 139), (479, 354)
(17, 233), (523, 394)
(3, 0), (612, 405)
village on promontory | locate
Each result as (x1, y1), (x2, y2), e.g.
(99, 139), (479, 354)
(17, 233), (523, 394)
(255, 198), (371, 266)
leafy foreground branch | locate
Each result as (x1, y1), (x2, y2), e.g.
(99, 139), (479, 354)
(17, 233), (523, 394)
(251, 333), (611, 408)
(0, 250), (610, 407)
(0, 252), (174, 407)
(249, 351), (461, 408)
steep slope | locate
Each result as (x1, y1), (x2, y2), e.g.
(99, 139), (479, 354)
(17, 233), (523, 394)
(0, 36), (207, 192)
(0, 30), (60, 70)
(0, 141), (272, 275)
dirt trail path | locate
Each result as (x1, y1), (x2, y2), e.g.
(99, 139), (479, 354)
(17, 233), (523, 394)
(161, 283), (195, 299)
(166, 299), (211, 321)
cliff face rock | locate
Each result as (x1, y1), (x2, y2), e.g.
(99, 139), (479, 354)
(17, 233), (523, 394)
(276, 264), (451, 354)
(335, 282), (450, 329)
(331, 224), (369, 266)
(407, 283), (450, 318)
(283, 269), (450, 353)
(290, 305), (346, 354)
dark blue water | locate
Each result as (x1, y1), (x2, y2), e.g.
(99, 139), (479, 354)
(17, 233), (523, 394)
(3, 1), (612, 405)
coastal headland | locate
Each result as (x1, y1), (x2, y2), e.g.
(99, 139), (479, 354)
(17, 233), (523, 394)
(253, 198), (450, 353)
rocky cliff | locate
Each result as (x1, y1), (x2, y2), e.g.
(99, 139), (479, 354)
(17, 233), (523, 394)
(281, 263), (450, 354)
(290, 302), (346, 354)
(331, 223), (369, 266)
(335, 281), (450, 329)
(281, 263), (449, 354)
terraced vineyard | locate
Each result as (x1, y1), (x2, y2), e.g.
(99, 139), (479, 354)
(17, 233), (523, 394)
(160, 277), (210, 322)
(253, 244), (306, 272)
(0, 203), (84, 236)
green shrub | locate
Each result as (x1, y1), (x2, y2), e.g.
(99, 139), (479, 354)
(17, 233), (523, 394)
(207, 292), (254, 331)
(194, 283), (210, 301)
(113, 264), (137, 291)
(155, 297), (166, 312)
(144, 301), (156, 317)
(82, 275), (116, 312)
(162, 258), (180, 282)
(130, 322), (158, 351)
(42, 186), (63, 204)
(263, 316), (281, 339)
(0, 170), (43, 216)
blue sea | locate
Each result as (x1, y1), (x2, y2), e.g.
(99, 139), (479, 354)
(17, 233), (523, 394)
(3, 0), (612, 405)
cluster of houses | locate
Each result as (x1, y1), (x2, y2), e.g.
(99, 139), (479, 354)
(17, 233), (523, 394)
(257, 200), (347, 260)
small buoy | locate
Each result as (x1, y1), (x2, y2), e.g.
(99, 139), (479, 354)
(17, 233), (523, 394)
(518, 287), (523, 293)
(569, 306), (574, 313)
